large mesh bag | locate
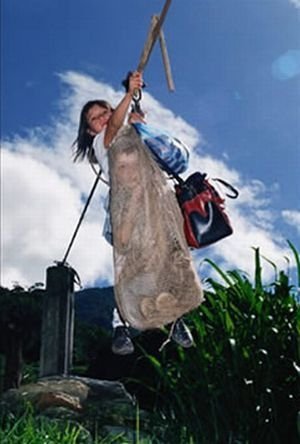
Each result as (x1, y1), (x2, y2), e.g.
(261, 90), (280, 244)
(108, 125), (203, 330)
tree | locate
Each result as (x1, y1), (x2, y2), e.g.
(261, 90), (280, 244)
(0, 285), (43, 392)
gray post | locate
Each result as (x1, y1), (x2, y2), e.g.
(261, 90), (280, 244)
(39, 264), (75, 377)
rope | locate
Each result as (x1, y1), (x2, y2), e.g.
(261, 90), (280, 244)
(89, 161), (109, 186)
(61, 171), (102, 265)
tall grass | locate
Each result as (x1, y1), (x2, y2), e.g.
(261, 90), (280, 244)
(0, 406), (185, 444)
(134, 245), (300, 443)
(0, 408), (91, 444)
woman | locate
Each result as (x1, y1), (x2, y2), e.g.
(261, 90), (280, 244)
(74, 72), (203, 355)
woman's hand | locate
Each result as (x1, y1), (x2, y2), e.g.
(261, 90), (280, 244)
(104, 71), (144, 148)
(128, 71), (144, 96)
(128, 111), (146, 124)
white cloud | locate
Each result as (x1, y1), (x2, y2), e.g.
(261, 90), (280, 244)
(282, 210), (300, 235)
(1, 146), (113, 288)
(271, 50), (300, 81)
(1, 71), (293, 289)
(289, 0), (300, 9)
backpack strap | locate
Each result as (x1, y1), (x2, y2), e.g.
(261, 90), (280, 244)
(212, 178), (239, 199)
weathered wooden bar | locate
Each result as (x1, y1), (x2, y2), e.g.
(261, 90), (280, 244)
(39, 264), (75, 377)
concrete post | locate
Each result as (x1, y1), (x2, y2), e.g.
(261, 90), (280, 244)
(39, 264), (75, 377)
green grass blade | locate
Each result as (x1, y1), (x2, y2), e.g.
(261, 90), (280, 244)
(287, 240), (300, 288)
(253, 247), (263, 293)
(203, 258), (234, 286)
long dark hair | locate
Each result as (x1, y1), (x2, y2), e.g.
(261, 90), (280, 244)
(73, 100), (112, 162)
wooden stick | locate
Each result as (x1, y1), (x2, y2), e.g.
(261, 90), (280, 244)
(157, 17), (175, 91)
(137, 16), (157, 73)
(137, 0), (172, 72)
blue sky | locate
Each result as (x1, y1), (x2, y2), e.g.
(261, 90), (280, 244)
(1, 0), (300, 288)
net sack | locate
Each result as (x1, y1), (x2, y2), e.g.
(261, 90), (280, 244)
(108, 126), (203, 330)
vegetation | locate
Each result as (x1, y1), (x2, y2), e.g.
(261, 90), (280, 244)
(132, 246), (300, 443)
(0, 405), (167, 444)
(0, 285), (42, 391)
(0, 408), (91, 444)
(0, 244), (299, 443)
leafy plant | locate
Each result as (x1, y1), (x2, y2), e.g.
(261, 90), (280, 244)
(0, 405), (170, 444)
(0, 407), (91, 444)
(133, 244), (300, 443)
(0, 285), (43, 391)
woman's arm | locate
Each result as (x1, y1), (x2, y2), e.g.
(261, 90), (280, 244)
(104, 71), (143, 147)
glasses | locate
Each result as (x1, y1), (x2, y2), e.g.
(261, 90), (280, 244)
(87, 109), (111, 124)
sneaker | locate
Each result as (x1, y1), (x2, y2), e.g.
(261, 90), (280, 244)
(171, 318), (194, 348)
(111, 326), (135, 355)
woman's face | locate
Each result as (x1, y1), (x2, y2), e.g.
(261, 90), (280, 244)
(86, 104), (112, 135)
